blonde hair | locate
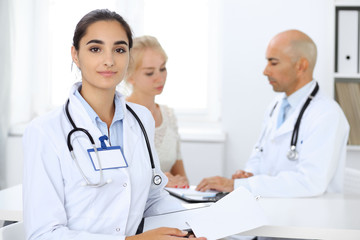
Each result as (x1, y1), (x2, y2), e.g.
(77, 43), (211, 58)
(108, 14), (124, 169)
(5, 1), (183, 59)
(126, 35), (168, 79)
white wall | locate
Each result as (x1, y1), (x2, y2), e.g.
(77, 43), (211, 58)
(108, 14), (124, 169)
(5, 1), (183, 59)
(182, 141), (224, 185)
(218, 0), (335, 176)
(4, 0), (360, 188)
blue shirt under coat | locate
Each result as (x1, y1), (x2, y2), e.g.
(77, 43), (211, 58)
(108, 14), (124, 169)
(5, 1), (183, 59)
(74, 87), (124, 150)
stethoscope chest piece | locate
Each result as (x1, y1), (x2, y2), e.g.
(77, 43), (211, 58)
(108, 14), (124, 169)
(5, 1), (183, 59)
(287, 145), (299, 160)
(153, 174), (162, 185)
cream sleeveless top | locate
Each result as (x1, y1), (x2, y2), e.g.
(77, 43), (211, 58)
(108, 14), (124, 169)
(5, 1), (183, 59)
(155, 105), (182, 172)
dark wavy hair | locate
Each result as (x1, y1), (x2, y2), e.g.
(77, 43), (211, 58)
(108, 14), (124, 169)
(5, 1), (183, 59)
(72, 9), (133, 50)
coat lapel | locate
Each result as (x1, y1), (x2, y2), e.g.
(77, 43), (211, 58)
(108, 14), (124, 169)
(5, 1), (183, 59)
(67, 84), (140, 165)
(269, 81), (319, 141)
(274, 110), (297, 137)
(68, 91), (105, 148)
(270, 101), (298, 140)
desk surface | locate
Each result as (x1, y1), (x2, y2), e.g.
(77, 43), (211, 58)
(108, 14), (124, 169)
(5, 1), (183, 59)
(1, 185), (360, 239)
(0, 185), (22, 221)
(240, 194), (360, 239)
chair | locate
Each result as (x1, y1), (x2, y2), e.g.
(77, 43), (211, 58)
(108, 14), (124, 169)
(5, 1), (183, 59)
(344, 167), (360, 195)
(0, 221), (25, 240)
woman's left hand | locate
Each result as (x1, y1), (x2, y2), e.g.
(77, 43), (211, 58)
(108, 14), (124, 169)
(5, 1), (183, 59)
(165, 172), (189, 188)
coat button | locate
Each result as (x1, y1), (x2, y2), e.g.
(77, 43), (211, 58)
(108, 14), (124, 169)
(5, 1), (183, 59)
(123, 183), (127, 187)
(116, 228), (121, 232)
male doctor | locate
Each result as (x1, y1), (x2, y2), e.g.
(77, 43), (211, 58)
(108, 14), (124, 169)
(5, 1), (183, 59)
(196, 29), (349, 197)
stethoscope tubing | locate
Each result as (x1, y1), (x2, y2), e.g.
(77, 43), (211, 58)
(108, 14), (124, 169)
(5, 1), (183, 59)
(256, 82), (319, 160)
(64, 98), (161, 186)
(125, 104), (155, 169)
(289, 83), (319, 150)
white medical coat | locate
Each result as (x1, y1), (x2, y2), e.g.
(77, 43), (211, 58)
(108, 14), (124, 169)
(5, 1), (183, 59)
(23, 83), (182, 240)
(236, 85), (350, 197)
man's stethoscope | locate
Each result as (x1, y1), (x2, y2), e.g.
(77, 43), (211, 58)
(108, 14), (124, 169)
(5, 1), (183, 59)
(255, 82), (319, 160)
(65, 99), (162, 187)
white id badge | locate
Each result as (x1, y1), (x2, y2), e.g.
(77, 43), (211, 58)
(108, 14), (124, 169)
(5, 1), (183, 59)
(87, 146), (128, 171)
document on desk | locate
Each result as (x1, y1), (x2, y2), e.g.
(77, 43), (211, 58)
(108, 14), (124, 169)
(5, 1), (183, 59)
(165, 186), (219, 202)
(144, 187), (268, 239)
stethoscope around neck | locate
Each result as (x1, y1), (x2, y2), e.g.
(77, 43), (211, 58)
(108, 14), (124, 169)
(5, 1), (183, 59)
(255, 82), (319, 160)
(65, 99), (162, 187)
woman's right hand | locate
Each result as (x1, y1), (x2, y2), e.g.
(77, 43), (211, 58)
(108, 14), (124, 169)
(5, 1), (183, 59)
(125, 227), (206, 240)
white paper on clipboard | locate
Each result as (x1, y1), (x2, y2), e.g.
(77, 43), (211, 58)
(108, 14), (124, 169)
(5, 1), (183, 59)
(144, 187), (268, 239)
(187, 187), (268, 240)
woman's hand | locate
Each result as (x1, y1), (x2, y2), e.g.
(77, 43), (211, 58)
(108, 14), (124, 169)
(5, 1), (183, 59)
(165, 172), (189, 188)
(125, 227), (206, 240)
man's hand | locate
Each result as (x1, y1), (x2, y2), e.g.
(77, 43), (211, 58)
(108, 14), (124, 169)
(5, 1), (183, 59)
(231, 170), (254, 179)
(232, 170), (254, 179)
(195, 176), (234, 192)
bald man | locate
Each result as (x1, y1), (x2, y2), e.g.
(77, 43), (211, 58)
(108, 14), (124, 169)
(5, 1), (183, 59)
(196, 30), (349, 197)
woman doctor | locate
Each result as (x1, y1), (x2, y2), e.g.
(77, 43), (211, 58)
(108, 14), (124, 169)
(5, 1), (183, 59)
(22, 9), (206, 240)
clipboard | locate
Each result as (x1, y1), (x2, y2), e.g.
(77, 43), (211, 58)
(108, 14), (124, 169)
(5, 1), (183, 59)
(165, 186), (229, 203)
(144, 187), (267, 239)
(143, 206), (210, 233)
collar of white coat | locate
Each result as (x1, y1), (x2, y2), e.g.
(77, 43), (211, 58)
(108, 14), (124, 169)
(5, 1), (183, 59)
(74, 86), (125, 126)
(67, 82), (140, 178)
(69, 82), (138, 128)
(272, 80), (318, 137)
(67, 82), (139, 146)
(286, 80), (317, 111)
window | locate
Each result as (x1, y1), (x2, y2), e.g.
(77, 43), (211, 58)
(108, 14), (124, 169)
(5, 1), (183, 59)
(143, 0), (209, 111)
(141, 0), (222, 125)
(15, 0), (220, 128)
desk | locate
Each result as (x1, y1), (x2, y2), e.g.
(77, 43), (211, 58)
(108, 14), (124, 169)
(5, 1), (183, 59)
(1, 185), (360, 239)
(0, 185), (22, 222)
(239, 194), (360, 239)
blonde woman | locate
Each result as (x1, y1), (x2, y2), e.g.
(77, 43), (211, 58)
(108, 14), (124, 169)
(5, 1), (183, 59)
(126, 36), (189, 188)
